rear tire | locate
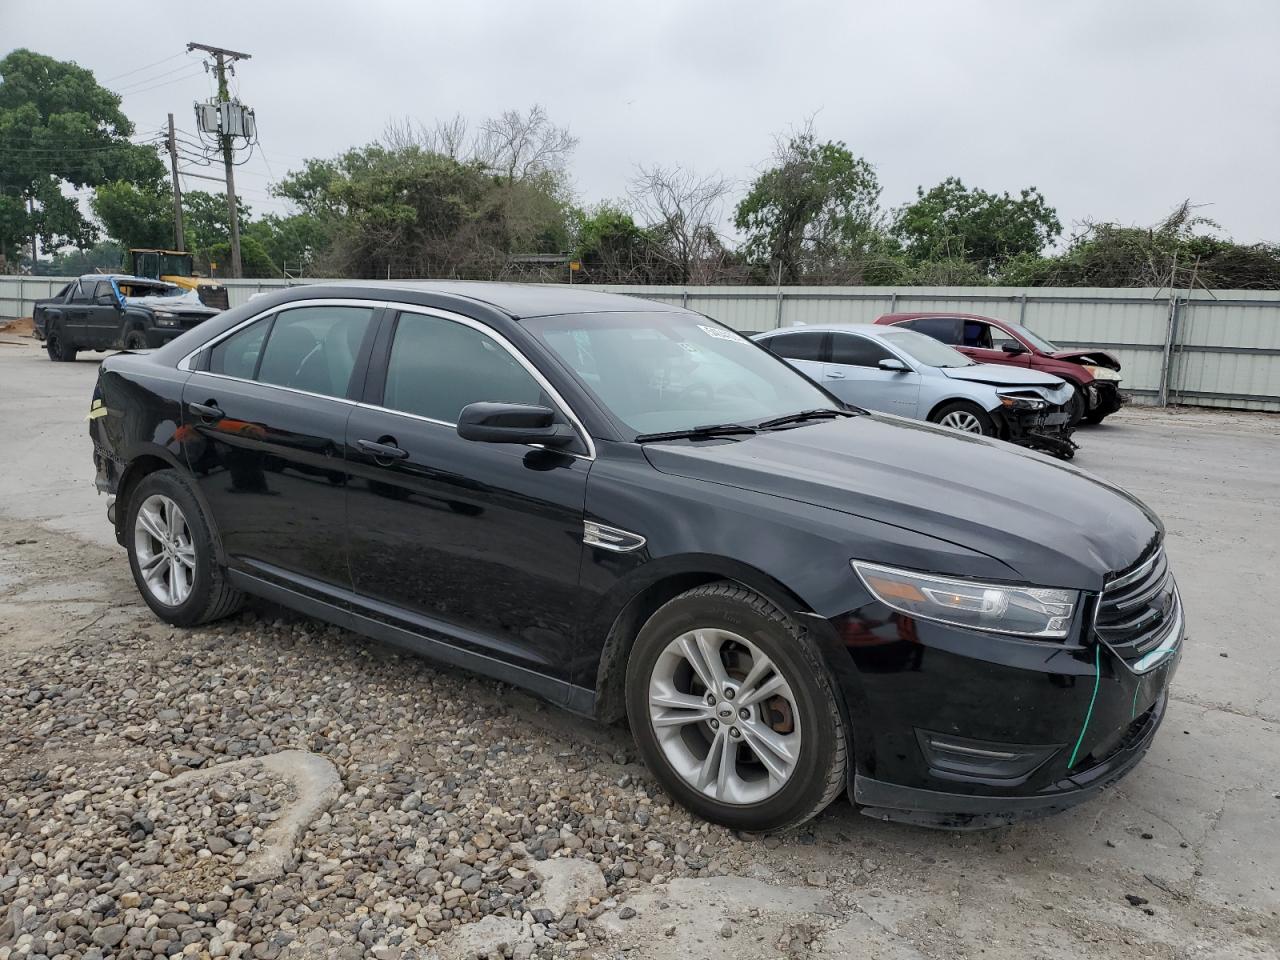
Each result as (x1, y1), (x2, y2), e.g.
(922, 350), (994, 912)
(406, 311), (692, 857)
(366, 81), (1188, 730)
(929, 400), (996, 436)
(625, 582), (848, 832)
(125, 470), (244, 627)
(45, 322), (77, 362)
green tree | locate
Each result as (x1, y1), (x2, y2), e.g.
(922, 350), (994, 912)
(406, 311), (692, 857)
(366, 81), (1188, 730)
(208, 235), (277, 278)
(893, 177), (1061, 274)
(90, 180), (173, 250)
(244, 213), (328, 275)
(182, 190), (251, 254)
(571, 204), (670, 283)
(0, 49), (165, 263)
(274, 143), (572, 278)
(734, 129), (882, 283)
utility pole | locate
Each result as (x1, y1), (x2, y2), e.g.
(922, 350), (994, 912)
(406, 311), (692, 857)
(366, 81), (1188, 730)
(166, 113), (185, 252)
(187, 42), (250, 278)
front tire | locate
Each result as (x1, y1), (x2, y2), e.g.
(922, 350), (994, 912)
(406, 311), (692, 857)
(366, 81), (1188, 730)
(929, 400), (996, 436)
(125, 470), (244, 627)
(123, 327), (148, 350)
(625, 582), (848, 831)
(45, 322), (77, 362)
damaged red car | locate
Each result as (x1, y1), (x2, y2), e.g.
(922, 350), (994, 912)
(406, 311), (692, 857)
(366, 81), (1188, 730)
(874, 313), (1127, 425)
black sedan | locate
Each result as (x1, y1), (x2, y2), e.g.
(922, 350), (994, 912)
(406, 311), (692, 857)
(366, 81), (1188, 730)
(89, 282), (1184, 831)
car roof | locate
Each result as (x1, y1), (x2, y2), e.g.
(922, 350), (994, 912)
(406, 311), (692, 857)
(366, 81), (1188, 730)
(78, 274), (157, 283)
(757, 323), (897, 337)
(294, 280), (676, 320)
(876, 312), (1005, 324)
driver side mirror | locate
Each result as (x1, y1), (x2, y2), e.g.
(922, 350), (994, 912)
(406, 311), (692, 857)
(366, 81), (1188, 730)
(878, 358), (911, 373)
(457, 402), (574, 447)
(1001, 342), (1027, 355)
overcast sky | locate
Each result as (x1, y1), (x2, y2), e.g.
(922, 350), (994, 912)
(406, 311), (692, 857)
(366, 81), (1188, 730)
(4, 0), (1278, 245)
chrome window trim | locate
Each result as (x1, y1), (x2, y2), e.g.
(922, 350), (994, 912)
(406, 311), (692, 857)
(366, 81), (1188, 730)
(187, 370), (359, 407)
(176, 299), (390, 371)
(381, 304), (597, 461)
(178, 298), (596, 461)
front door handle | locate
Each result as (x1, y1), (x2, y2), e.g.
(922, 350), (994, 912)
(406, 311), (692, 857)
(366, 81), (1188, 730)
(357, 438), (410, 461)
(826, 370), (846, 379)
(189, 401), (223, 421)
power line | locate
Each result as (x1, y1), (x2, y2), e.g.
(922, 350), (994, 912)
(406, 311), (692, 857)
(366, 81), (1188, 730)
(100, 52), (187, 83)
(111, 59), (201, 93)
(118, 67), (208, 98)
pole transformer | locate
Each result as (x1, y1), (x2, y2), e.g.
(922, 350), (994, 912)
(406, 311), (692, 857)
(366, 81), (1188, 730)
(187, 42), (251, 279)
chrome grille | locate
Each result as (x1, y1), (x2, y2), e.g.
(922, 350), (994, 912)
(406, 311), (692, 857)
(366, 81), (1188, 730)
(1095, 547), (1181, 671)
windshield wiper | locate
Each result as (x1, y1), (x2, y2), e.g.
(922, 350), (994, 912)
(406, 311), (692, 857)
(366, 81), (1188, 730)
(756, 408), (855, 430)
(634, 423), (758, 443)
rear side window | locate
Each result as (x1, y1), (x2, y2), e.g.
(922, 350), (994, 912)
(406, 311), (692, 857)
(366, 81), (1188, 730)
(208, 318), (270, 380)
(206, 305), (374, 398)
(830, 333), (894, 367)
(382, 312), (548, 423)
(904, 317), (962, 344)
(767, 330), (827, 362)
(255, 306), (374, 397)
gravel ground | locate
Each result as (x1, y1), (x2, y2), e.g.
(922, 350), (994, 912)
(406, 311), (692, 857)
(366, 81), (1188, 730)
(1, 605), (750, 959)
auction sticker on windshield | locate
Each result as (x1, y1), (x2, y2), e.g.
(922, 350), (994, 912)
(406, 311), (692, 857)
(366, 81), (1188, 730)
(698, 324), (747, 343)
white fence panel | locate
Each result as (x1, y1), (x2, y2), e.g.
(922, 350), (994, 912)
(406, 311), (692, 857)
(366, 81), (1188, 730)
(3, 278), (1277, 411)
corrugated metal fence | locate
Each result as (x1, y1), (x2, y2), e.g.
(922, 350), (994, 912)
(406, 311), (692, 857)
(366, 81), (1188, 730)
(3, 277), (1277, 411)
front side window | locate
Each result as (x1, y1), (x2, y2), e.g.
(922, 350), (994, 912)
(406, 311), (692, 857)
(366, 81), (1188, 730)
(830, 333), (894, 367)
(961, 320), (993, 349)
(1001, 319), (1059, 353)
(526, 312), (836, 435)
(70, 281), (94, 303)
(767, 330), (827, 363)
(904, 316), (962, 344)
(382, 312), (548, 423)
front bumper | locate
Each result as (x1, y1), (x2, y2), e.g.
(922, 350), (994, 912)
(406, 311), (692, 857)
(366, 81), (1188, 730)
(994, 406), (1076, 458)
(820, 606), (1182, 830)
(1087, 380), (1127, 416)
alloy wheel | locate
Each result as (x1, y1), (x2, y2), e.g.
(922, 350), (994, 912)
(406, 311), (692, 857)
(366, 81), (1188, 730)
(133, 494), (196, 606)
(938, 410), (983, 433)
(647, 628), (802, 804)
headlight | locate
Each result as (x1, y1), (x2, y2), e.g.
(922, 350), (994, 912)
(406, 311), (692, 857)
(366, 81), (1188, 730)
(1083, 365), (1121, 381)
(996, 393), (1048, 411)
(852, 560), (1079, 639)
(154, 312), (179, 327)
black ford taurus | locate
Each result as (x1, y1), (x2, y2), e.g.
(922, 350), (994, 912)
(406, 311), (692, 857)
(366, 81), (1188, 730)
(89, 282), (1184, 830)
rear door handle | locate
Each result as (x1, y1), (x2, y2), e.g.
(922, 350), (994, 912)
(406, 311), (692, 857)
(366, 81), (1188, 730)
(357, 438), (410, 461)
(189, 401), (223, 421)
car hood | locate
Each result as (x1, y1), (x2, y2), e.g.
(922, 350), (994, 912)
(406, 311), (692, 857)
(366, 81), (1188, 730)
(642, 414), (1160, 590)
(940, 364), (1063, 387)
(1050, 348), (1121, 370)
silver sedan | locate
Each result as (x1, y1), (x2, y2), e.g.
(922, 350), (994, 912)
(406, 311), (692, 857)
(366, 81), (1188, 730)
(754, 323), (1077, 456)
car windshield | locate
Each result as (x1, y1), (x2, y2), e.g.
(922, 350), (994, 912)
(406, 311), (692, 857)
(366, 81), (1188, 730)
(117, 280), (185, 299)
(879, 329), (974, 368)
(524, 311), (838, 434)
(1002, 319), (1059, 353)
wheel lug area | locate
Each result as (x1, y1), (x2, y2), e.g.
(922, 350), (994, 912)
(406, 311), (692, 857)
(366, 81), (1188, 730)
(723, 687), (736, 701)
(705, 693), (716, 706)
(738, 707), (749, 721)
(729, 727), (742, 739)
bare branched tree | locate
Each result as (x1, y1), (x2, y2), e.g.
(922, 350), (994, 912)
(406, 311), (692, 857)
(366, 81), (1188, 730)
(475, 105), (578, 183)
(380, 114), (472, 159)
(629, 164), (731, 283)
